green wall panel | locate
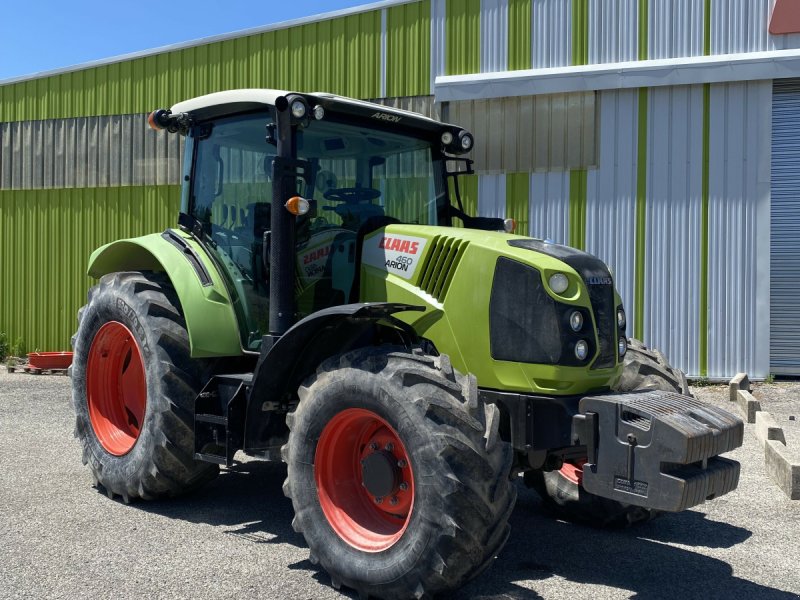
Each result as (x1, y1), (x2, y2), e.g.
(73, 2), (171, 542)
(0, 185), (180, 352)
(387, 0), (431, 97)
(452, 173), (479, 227)
(446, 0), (481, 75)
(0, 12), (382, 123)
(505, 172), (530, 235)
(508, 0), (532, 71)
(571, 0), (589, 66)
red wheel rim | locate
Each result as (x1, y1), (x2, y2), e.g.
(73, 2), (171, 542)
(86, 321), (147, 456)
(560, 459), (588, 485)
(315, 408), (414, 552)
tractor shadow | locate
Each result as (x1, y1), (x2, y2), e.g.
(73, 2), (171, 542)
(129, 466), (791, 600)
(130, 459), (303, 547)
(456, 484), (792, 600)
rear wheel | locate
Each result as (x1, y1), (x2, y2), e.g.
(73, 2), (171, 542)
(283, 347), (516, 599)
(71, 271), (218, 501)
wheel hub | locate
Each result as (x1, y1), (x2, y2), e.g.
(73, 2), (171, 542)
(361, 450), (400, 499)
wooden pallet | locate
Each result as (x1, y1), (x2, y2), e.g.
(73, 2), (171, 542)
(6, 363), (68, 376)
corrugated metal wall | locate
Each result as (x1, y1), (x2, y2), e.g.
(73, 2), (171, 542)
(0, 186), (179, 351)
(707, 80), (771, 379)
(532, 0), (572, 68)
(642, 85), (705, 375)
(481, 0), (509, 72)
(588, 0), (639, 64)
(448, 92), (596, 172)
(529, 171), (571, 245)
(585, 89), (640, 342)
(0, 115), (183, 189)
(387, 1), (431, 97)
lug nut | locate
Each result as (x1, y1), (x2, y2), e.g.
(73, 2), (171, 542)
(369, 442), (378, 451)
(397, 459), (407, 468)
(390, 496), (399, 506)
(374, 497), (383, 504)
(399, 482), (408, 491)
(385, 443), (394, 452)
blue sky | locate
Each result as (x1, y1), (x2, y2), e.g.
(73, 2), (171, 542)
(0, 0), (373, 81)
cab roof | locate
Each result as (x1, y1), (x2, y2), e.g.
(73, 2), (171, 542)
(170, 89), (461, 137)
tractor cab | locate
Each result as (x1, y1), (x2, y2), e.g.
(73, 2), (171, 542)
(154, 90), (485, 351)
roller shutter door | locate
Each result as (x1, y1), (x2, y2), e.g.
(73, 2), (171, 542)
(771, 79), (800, 375)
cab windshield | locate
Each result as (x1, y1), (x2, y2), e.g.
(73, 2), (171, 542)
(186, 110), (449, 350)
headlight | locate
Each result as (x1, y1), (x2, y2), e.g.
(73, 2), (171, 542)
(459, 132), (474, 151)
(291, 99), (307, 119)
(441, 131), (454, 145)
(575, 340), (589, 361)
(617, 308), (626, 330)
(618, 337), (627, 357)
(313, 105), (325, 120)
(569, 311), (583, 332)
(549, 273), (569, 294)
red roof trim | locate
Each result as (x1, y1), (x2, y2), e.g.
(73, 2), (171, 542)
(770, 0), (800, 35)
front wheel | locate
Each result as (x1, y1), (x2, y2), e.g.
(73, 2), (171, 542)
(613, 338), (690, 395)
(71, 271), (218, 501)
(282, 347), (516, 599)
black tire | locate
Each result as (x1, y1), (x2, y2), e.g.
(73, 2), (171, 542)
(613, 338), (691, 396)
(526, 465), (658, 528)
(71, 271), (218, 501)
(282, 347), (516, 600)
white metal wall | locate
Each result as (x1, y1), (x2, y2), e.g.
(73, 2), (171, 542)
(588, 0), (639, 64)
(529, 171), (570, 245)
(531, 0), (572, 68)
(712, 0), (800, 53)
(585, 89), (639, 334)
(481, 0), (508, 72)
(642, 85), (705, 375)
(707, 80), (772, 379)
(649, 0), (705, 59)
(478, 173), (506, 218)
(770, 78), (800, 375)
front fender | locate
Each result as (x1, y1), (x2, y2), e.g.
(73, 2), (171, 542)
(87, 230), (242, 358)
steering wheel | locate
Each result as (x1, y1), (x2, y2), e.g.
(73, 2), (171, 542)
(323, 187), (381, 204)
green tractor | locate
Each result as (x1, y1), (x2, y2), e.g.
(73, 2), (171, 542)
(71, 90), (743, 599)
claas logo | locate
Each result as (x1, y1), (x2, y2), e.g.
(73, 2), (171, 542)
(378, 237), (420, 255)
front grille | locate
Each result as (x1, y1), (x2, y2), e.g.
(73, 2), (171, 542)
(508, 239), (617, 370)
(489, 258), (592, 366)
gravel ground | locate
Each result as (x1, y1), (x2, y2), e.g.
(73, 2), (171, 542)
(1, 371), (799, 600)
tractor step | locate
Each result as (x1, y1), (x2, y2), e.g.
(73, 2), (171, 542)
(194, 373), (251, 466)
(573, 391), (744, 512)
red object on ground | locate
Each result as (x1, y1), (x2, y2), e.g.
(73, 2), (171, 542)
(86, 322), (147, 456)
(26, 351), (74, 370)
(315, 408), (415, 552)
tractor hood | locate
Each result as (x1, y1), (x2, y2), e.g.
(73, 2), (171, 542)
(358, 225), (625, 396)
